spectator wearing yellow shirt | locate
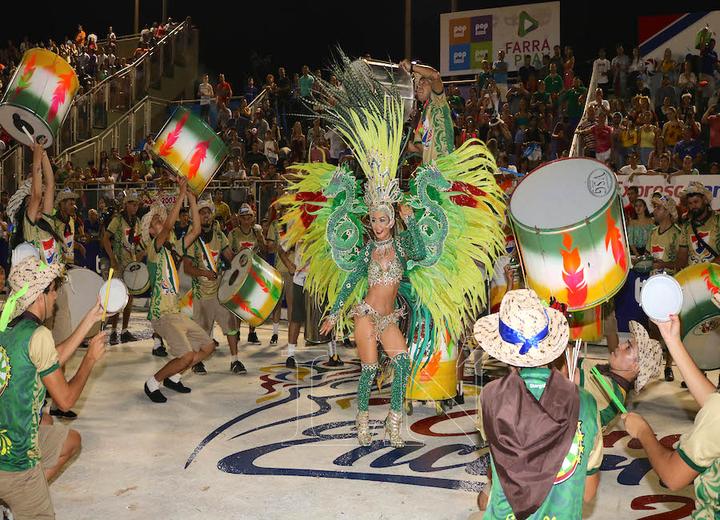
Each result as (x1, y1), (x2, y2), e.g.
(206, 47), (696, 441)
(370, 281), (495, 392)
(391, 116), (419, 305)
(212, 190), (231, 224)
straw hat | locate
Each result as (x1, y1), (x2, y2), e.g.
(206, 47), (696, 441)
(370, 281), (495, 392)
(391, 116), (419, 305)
(6, 179), (34, 225)
(473, 289), (569, 367)
(628, 321), (663, 392)
(197, 198), (215, 214)
(681, 181), (712, 204)
(140, 204), (168, 244)
(0, 256), (64, 325)
(56, 188), (79, 205)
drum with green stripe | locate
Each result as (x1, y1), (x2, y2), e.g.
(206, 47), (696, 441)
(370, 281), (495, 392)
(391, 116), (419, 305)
(509, 158), (630, 311)
(674, 262), (720, 370)
(0, 48), (79, 148)
(217, 249), (284, 327)
(151, 106), (228, 196)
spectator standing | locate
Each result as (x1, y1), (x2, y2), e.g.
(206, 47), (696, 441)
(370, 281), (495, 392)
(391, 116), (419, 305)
(198, 74), (214, 124)
(593, 48), (611, 90)
(244, 77), (258, 103)
(290, 121), (306, 163)
(299, 65), (315, 99)
(612, 44), (630, 98)
(492, 50), (509, 100)
(702, 102), (720, 165)
(216, 74), (233, 107)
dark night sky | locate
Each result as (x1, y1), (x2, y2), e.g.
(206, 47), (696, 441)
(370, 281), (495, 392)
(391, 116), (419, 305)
(4, 1), (720, 85)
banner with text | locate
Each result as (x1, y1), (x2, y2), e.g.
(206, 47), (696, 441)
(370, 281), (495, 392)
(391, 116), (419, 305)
(440, 1), (560, 76)
(617, 174), (720, 210)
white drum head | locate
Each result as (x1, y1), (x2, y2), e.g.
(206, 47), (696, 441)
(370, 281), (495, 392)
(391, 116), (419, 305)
(99, 279), (129, 314)
(0, 105), (54, 148)
(510, 158), (617, 229)
(640, 274), (684, 322)
(12, 242), (40, 266)
(218, 249), (252, 303)
(123, 262), (149, 292)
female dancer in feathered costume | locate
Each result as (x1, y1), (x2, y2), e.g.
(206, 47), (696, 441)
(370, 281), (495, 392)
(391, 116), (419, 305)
(278, 54), (506, 447)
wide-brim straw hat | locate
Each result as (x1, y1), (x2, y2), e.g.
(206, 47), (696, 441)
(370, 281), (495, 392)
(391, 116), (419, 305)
(1, 256), (64, 324)
(473, 289), (569, 367)
(140, 204), (168, 245)
(628, 320), (663, 392)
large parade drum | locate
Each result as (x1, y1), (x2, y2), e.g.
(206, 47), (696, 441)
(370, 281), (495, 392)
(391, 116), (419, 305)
(358, 59), (414, 121)
(151, 106), (228, 196)
(0, 49), (79, 148)
(217, 249), (283, 327)
(123, 261), (150, 296)
(406, 322), (458, 401)
(569, 306), (604, 342)
(509, 158), (630, 311)
(674, 263), (720, 370)
(52, 268), (106, 343)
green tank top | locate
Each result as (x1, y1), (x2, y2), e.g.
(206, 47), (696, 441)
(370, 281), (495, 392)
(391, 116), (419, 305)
(0, 318), (56, 472)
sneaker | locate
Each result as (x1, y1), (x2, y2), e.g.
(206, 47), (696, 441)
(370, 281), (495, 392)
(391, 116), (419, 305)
(270, 334), (278, 345)
(681, 380), (687, 388)
(664, 366), (674, 382)
(152, 346), (168, 357)
(285, 356), (297, 369)
(454, 392), (465, 405)
(79, 340), (89, 349)
(192, 362), (207, 375)
(231, 360), (247, 374)
(163, 378), (191, 393)
(343, 338), (353, 348)
(327, 354), (344, 367)
(120, 330), (138, 343)
(49, 408), (78, 419)
(109, 331), (119, 345)
(248, 332), (261, 344)
(144, 383), (167, 403)
(213, 339), (219, 347)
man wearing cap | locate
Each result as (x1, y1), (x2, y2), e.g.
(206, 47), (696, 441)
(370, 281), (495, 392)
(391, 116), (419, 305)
(102, 190), (144, 347)
(228, 203), (266, 344)
(183, 198), (243, 375)
(400, 59), (454, 165)
(50, 188), (81, 266)
(472, 289), (602, 519)
(676, 181), (720, 268)
(647, 192), (682, 381)
(0, 256), (107, 519)
(623, 314), (720, 520)
(141, 178), (215, 403)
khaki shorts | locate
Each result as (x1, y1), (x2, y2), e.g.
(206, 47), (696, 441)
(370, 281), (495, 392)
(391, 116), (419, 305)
(0, 423), (69, 520)
(193, 296), (237, 336)
(151, 313), (213, 358)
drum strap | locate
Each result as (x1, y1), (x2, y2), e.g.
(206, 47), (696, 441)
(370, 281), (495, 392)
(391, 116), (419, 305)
(691, 220), (719, 258)
(199, 237), (218, 273)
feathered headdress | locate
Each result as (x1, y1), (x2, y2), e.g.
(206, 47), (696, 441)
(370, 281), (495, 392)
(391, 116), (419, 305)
(311, 51), (406, 220)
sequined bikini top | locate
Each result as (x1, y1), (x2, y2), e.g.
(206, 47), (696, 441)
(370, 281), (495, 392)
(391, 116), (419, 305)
(368, 239), (403, 287)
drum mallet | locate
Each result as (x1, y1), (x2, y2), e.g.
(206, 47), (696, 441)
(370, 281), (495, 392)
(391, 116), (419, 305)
(101, 268), (115, 329)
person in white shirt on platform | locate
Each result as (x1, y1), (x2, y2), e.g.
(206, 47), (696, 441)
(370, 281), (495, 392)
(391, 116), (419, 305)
(619, 152), (648, 181)
(198, 74), (214, 124)
(593, 48), (611, 90)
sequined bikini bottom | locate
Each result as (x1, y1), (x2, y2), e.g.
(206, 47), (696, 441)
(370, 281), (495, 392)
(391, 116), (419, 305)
(349, 300), (406, 339)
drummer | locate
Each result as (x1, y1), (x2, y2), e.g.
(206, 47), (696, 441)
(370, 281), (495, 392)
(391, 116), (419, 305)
(141, 178), (216, 403)
(676, 181), (720, 269)
(50, 188), (83, 265)
(7, 142), (61, 266)
(183, 198), (244, 375)
(646, 193), (682, 381)
(102, 190), (144, 348)
(265, 204), (296, 347)
(228, 203), (266, 345)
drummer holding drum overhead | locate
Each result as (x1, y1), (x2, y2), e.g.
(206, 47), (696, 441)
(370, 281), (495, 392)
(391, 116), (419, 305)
(183, 198), (244, 375)
(101, 191), (142, 347)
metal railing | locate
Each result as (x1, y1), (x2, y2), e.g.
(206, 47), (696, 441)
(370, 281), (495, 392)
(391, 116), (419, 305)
(0, 21), (195, 192)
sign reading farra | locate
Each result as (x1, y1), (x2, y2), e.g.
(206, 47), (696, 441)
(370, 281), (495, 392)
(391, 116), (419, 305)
(440, 1), (561, 76)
